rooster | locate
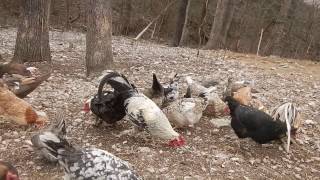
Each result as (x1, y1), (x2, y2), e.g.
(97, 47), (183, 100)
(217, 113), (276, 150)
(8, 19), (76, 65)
(0, 161), (19, 180)
(32, 131), (140, 179)
(83, 74), (126, 126)
(185, 76), (229, 117)
(31, 114), (66, 162)
(162, 86), (209, 128)
(101, 71), (185, 147)
(225, 96), (287, 144)
(270, 102), (301, 152)
(0, 81), (47, 127)
(2, 72), (51, 98)
(0, 62), (31, 78)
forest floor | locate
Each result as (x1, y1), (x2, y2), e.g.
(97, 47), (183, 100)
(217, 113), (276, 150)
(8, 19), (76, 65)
(0, 28), (320, 180)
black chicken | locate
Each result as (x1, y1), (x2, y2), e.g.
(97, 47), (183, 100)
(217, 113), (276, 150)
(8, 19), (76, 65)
(225, 96), (287, 144)
(83, 74), (126, 125)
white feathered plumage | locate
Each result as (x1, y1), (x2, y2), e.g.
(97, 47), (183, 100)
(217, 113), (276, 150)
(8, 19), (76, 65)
(270, 102), (301, 152)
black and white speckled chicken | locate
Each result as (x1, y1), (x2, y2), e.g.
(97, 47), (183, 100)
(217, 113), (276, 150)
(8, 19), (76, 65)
(101, 71), (185, 147)
(0, 161), (19, 180)
(32, 129), (140, 179)
(31, 114), (66, 162)
(225, 96), (287, 144)
(83, 73), (126, 126)
(270, 102), (301, 152)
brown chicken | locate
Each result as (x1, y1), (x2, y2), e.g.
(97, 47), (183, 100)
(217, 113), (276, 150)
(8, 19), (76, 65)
(232, 86), (252, 106)
(0, 62), (31, 78)
(2, 72), (51, 98)
(185, 76), (229, 117)
(0, 81), (48, 127)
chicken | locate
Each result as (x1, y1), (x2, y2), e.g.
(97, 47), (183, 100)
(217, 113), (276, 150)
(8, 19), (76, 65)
(223, 77), (253, 99)
(143, 73), (180, 106)
(142, 73), (165, 106)
(0, 81), (48, 127)
(0, 161), (19, 180)
(0, 62), (31, 78)
(83, 73), (126, 125)
(2, 72), (51, 98)
(225, 96), (287, 144)
(31, 114), (66, 162)
(270, 102), (301, 152)
(101, 71), (185, 147)
(185, 76), (229, 117)
(232, 86), (252, 106)
(162, 86), (209, 128)
(32, 131), (140, 179)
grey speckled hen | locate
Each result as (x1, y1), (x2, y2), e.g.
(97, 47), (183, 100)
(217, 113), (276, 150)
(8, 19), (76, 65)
(32, 125), (140, 180)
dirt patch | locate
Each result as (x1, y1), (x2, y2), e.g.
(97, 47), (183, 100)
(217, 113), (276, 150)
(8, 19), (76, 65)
(0, 28), (319, 179)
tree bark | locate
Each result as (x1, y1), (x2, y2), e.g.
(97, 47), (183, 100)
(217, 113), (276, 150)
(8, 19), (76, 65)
(179, 0), (191, 46)
(13, 0), (51, 63)
(86, 0), (113, 76)
(171, 0), (189, 47)
(266, 0), (292, 56)
(119, 0), (132, 35)
(204, 0), (233, 49)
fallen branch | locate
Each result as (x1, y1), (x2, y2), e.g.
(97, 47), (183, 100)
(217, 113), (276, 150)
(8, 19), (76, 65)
(134, 0), (178, 40)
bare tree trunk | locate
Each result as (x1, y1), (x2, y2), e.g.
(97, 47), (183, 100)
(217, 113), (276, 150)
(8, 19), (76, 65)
(171, 0), (189, 47)
(204, 0), (233, 49)
(119, 0), (132, 35)
(65, 0), (71, 30)
(221, 0), (235, 46)
(13, 0), (51, 63)
(86, 0), (113, 76)
(267, 0), (292, 56)
(179, 0), (191, 46)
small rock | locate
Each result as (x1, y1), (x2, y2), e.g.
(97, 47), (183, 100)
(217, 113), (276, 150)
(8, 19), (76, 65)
(210, 118), (230, 128)
(294, 167), (302, 172)
(228, 170), (235, 173)
(294, 174), (302, 179)
(305, 119), (316, 125)
(74, 118), (83, 123)
(146, 167), (155, 173)
(138, 147), (151, 153)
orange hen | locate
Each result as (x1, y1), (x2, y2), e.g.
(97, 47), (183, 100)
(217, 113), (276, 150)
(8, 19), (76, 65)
(0, 81), (47, 127)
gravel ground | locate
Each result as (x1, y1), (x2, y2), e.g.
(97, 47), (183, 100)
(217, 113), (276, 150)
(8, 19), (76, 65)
(0, 28), (320, 180)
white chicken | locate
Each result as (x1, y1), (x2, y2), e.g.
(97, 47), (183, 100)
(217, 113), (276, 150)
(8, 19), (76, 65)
(101, 71), (185, 147)
(162, 86), (211, 128)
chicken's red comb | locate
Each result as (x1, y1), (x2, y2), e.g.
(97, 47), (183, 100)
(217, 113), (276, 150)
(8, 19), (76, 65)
(168, 135), (186, 147)
(82, 102), (90, 113)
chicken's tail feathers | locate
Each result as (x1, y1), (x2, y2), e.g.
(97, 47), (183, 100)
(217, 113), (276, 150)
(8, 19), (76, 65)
(270, 102), (300, 127)
(152, 73), (164, 95)
(50, 113), (67, 137)
(98, 71), (134, 99)
(31, 132), (74, 159)
(184, 86), (192, 98)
